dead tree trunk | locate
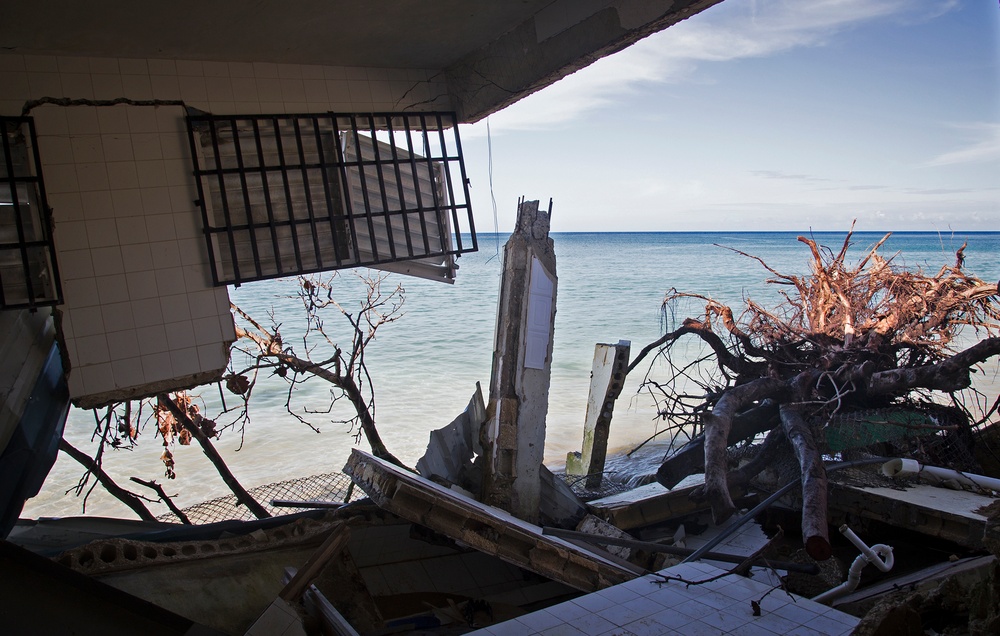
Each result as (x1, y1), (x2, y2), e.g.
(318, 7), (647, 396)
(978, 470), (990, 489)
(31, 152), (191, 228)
(779, 403), (831, 561)
(643, 231), (999, 559)
(727, 426), (788, 491)
(656, 400), (779, 489)
(702, 377), (786, 523)
(868, 337), (1000, 395)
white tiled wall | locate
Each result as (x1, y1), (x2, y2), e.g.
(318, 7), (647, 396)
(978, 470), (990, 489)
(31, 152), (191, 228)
(0, 52), (449, 406)
(31, 102), (232, 403)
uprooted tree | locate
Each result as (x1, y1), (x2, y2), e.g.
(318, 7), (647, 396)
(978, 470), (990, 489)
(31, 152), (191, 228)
(60, 271), (405, 521)
(632, 230), (1000, 560)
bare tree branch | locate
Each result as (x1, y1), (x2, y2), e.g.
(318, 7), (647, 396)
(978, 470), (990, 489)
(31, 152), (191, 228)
(156, 393), (270, 520)
(59, 439), (157, 522)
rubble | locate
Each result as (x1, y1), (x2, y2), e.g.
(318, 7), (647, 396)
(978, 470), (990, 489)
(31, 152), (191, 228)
(344, 449), (635, 592)
(12, 229), (1000, 635)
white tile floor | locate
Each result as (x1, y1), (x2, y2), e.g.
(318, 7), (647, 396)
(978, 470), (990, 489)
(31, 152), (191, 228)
(467, 561), (859, 636)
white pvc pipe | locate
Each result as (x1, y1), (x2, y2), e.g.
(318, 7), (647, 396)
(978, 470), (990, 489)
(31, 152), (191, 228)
(813, 525), (894, 605)
(840, 526), (894, 573)
(882, 458), (1000, 493)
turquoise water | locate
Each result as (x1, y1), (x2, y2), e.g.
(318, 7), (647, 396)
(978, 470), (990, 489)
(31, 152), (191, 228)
(25, 231), (1000, 518)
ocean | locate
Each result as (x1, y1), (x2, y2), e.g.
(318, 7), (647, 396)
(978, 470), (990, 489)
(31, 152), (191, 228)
(23, 231), (1000, 519)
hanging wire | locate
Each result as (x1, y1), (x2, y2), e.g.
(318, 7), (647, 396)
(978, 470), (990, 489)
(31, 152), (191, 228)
(485, 117), (501, 264)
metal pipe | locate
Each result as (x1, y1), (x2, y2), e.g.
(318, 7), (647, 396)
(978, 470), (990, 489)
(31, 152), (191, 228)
(270, 499), (343, 510)
(682, 457), (889, 564)
(541, 527), (819, 574)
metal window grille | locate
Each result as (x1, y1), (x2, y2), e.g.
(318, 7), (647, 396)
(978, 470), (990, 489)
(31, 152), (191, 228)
(186, 111), (477, 286)
(0, 116), (62, 310)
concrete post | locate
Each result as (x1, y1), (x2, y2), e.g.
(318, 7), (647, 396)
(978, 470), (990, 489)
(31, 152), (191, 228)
(480, 199), (556, 523)
(565, 341), (630, 489)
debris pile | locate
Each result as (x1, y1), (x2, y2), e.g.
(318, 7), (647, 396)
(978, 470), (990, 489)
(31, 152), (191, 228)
(16, 227), (1000, 635)
(637, 229), (1000, 560)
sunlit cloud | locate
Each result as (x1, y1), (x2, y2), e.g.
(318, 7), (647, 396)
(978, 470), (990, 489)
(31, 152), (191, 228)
(925, 123), (1000, 166)
(750, 170), (834, 184)
(471, 0), (958, 135)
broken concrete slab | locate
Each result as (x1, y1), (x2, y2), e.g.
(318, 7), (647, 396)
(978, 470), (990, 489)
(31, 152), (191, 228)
(244, 597), (308, 636)
(827, 482), (994, 549)
(566, 340), (631, 489)
(344, 449), (635, 592)
(51, 513), (347, 634)
(538, 464), (587, 529)
(416, 383), (586, 528)
(848, 557), (1000, 635)
(576, 513), (635, 561)
(832, 554), (997, 616)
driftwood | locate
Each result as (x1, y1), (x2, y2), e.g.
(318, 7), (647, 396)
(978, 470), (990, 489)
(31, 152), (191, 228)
(642, 228), (1000, 559)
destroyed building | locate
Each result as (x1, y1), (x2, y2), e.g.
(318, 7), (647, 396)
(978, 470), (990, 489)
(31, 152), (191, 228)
(3, 2), (1000, 635)
(0, 0), (725, 531)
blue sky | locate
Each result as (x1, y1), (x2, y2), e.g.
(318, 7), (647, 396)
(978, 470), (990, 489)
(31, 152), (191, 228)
(458, 0), (999, 233)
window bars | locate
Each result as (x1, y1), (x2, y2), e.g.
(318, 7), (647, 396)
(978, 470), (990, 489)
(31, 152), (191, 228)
(0, 116), (62, 310)
(186, 112), (476, 286)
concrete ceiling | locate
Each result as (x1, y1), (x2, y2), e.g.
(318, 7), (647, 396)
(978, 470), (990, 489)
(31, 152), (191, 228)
(1, 1), (558, 69)
(2, 0), (724, 122)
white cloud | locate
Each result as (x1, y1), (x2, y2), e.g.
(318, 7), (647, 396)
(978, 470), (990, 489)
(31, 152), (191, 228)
(471, 0), (956, 134)
(925, 123), (1000, 166)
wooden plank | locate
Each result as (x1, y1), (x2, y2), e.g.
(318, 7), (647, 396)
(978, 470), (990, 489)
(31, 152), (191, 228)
(278, 523), (351, 602)
(586, 476), (745, 530)
(343, 449), (635, 592)
(542, 527), (819, 574)
(282, 567), (362, 636)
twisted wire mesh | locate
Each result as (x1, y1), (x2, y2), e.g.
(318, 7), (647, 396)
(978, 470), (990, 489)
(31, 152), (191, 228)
(158, 472), (354, 524)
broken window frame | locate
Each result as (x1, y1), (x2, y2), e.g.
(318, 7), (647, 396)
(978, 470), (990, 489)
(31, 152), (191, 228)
(186, 111), (477, 287)
(0, 116), (62, 310)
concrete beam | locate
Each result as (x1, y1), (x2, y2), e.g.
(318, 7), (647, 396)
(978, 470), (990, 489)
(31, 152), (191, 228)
(344, 450), (635, 592)
(481, 199), (556, 523)
(566, 341), (631, 489)
(447, 0), (724, 122)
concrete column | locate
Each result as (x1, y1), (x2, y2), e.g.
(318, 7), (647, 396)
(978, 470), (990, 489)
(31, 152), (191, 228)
(566, 341), (630, 488)
(480, 199), (556, 523)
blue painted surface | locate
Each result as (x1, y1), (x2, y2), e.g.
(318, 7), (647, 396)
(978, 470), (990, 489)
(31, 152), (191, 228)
(0, 341), (70, 537)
